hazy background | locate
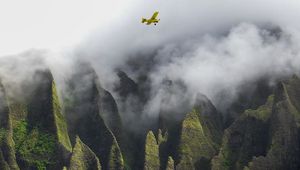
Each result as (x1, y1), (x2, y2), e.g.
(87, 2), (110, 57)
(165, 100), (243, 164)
(1, 0), (300, 120)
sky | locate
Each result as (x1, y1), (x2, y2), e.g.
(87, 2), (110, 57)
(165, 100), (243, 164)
(1, 0), (300, 120)
(1, 0), (300, 56)
(0, 0), (132, 56)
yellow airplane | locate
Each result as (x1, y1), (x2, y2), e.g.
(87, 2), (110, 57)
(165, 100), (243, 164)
(141, 11), (160, 25)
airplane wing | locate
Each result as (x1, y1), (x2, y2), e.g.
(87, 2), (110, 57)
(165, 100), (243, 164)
(150, 11), (159, 20)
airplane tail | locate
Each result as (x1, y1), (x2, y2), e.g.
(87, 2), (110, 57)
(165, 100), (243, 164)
(141, 18), (147, 23)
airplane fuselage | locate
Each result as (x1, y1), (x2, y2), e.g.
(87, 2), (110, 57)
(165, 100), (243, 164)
(146, 19), (160, 25)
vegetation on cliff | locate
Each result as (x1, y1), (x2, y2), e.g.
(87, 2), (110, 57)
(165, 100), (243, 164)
(0, 67), (300, 170)
(13, 120), (56, 170)
(69, 136), (101, 170)
(144, 131), (160, 170)
(212, 95), (274, 170)
(176, 108), (217, 169)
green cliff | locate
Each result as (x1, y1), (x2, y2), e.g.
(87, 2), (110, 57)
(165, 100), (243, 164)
(0, 64), (299, 170)
(166, 156), (174, 170)
(108, 137), (124, 170)
(211, 95), (274, 170)
(69, 136), (101, 170)
(158, 95), (223, 170)
(2, 70), (72, 169)
(176, 108), (218, 170)
(144, 131), (160, 170)
(64, 63), (124, 170)
(0, 81), (19, 170)
(247, 80), (300, 170)
(212, 76), (300, 170)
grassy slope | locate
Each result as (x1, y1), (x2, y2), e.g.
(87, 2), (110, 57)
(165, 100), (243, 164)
(69, 136), (102, 170)
(212, 95), (274, 170)
(144, 131), (160, 170)
(177, 109), (217, 169)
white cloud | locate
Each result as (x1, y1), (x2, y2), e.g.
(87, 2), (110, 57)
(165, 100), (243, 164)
(0, 0), (128, 56)
(1, 0), (300, 118)
(146, 23), (300, 112)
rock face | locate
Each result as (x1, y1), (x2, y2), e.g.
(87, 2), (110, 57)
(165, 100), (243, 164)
(0, 62), (300, 170)
(175, 97), (223, 170)
(114, 70), (151, 170)
(65, 62), (122, 142)
(158, 95), (223, 170)
(176, 109), (217, 169)
(69, 136), (101, 170)
(246, 80), (300, 170)
(64, 62), (123, 170)
(0, 81), (19, 170)
(108, 137), (124, 170)
(166, 156), (174, 170)
(144, 131), (160, 170)
(0, 70), (72, 170)
(223, 80), (274, 127)
(98, 89), (123, 140)
(115, 70), (139, 101)
(211, 95), (273, 170)
(212, 76), (300, 170)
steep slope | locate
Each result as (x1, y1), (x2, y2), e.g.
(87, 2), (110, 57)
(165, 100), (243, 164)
(98, 88), (123, 140)
(114, 70), (149, 170)
(223, 80), (274, 127)
(65, 62), (123, 170)
(69, 136), (101, 170)
(0, 62), (299, 170)
(115, 70), (139, 101)
(65, 62), (122, 140)
(246, 80), (300, 170)
(159, 94), (223, 170)
(0, 81), (19, 170)
(212, 76), (300, 170)
(211, 95), (273, 170)
(144, 131), (160, 170)
(282, 75), (300, 125)
(108, 137), (124, 170)
(176, 108), (219, 169)
(166, 157), (174, 170)
(0, 70), (73, 170)
(10, 70), (72, 169)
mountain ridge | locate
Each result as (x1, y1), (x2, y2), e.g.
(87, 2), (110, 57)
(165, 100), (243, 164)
(0, 63), (299, 170)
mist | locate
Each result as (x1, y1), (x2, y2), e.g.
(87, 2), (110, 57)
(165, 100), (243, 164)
(1, 0), (300, 123)
(77, 0), (300, 117)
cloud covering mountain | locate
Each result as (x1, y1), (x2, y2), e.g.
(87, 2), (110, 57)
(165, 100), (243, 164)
(1, 0), (300, 118)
